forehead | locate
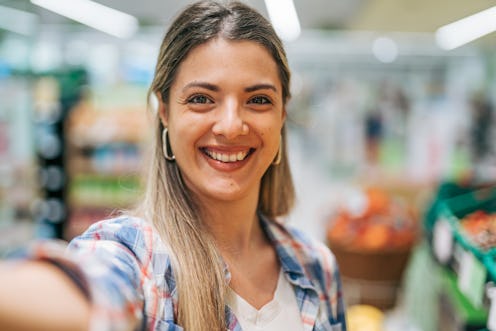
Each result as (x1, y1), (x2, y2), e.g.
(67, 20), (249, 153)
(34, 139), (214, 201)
(172, 38), (281, 88)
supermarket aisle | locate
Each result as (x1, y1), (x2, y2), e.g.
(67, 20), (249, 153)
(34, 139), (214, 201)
(0, 1), (495, 329)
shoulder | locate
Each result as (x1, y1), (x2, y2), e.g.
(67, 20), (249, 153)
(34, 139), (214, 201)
(69, 216), (178, 324)
(70, 215), (173, 276)
(73, 215), (157, 251)
(75, 215), (151, 239)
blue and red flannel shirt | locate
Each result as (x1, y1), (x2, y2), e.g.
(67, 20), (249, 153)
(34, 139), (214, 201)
(28, 214), (347, 331)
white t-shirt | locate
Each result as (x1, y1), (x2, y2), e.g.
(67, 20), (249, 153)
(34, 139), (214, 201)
(226, 270), (305, 331)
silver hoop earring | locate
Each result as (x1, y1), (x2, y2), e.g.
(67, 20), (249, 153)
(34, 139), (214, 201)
(272, 137), (282, 165)
(162, 128), (175, 161)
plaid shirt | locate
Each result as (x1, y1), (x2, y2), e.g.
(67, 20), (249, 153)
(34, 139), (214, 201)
(29, 215), (346, 331)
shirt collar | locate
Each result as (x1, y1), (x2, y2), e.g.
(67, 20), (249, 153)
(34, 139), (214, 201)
(258, 213), (316, 291)
(220, 213), (316, 291)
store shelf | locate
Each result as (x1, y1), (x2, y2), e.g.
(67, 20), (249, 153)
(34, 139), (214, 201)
(424, 184), (496, 331)
(68, 174), (141, 208)
(63, 96), (148, 240)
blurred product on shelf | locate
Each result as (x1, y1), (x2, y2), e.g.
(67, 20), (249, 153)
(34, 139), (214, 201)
(64, 93), (149, 240)
(66, 97), (148, 147)
(327, 185), (421, 309)
(327, 187), (418, 251)
(32, 70), (88, 239)
(0, 78), (38, 238)
(460, 211), (496, 251)
(435, 187), (496, 307)
(469, 93), (495, 182)
(417, 183), (496, 331)
(424, 180), (480, 237)
(430, 185), (496, 266)
(68, 174), (140, 208)
(346, 304), (384, 331)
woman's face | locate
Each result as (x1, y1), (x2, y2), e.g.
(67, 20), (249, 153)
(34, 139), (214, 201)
(160, 38), (285, 205)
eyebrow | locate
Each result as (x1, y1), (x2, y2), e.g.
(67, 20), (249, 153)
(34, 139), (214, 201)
(245, 84), (277, 93)
(182, 82), (277, 93)
(182, 81), (219, 92)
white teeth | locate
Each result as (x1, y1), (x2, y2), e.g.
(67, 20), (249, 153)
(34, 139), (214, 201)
(204, 149), (249, 163)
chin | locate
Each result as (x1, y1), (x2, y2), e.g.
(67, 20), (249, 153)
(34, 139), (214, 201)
(205, 189), (246, 202)
(184, 176), (258, 204)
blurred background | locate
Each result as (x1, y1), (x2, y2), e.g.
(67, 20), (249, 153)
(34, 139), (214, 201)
(0, 0), (495, 330)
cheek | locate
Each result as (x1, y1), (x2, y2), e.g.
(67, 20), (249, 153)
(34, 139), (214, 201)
(260, 121), (283, 138)
(258, 113), (284, 133)
(168, 117), (208, 153)
(260, 128), (282, 155)
(166, 125), (187, 158)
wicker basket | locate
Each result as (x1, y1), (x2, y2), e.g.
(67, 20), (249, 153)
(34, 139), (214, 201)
(329, 241), (412, 310)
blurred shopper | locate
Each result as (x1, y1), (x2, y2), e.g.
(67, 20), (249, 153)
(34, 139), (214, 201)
(364, 108), (383, 165)
(0, 1), (346, 330)
(470, 93), (493, 163)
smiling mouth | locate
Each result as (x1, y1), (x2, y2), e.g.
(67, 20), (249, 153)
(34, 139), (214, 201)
(201, 148), (255, 163)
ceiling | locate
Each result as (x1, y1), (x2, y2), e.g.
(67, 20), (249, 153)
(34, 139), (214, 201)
(1, 0), (495, 46)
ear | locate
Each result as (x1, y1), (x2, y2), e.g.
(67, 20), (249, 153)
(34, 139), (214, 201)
(281, 107), (287, 124)
(156, 92), (168, 127)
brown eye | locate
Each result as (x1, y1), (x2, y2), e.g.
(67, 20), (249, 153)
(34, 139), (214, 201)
(188, 95), (213, 104)
(249, 96), (272, 105)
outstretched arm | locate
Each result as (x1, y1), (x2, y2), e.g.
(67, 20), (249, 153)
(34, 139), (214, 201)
(0, 261), (90, 331)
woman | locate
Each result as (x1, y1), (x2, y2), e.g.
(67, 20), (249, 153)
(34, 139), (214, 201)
(0, 1), (346, 330)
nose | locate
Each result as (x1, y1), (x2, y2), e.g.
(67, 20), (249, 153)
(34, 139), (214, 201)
(212, 99), (248, 139)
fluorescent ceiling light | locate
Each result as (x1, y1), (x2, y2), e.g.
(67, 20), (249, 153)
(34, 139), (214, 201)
(435, 6), (496, 50)
(264, 0), (301, 42)
(372, 37), (398, 63)
(31, 0), (138, 38)
(0, 5), (38, 35)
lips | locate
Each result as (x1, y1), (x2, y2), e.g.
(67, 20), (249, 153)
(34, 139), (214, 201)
(200, 147), (255, 163)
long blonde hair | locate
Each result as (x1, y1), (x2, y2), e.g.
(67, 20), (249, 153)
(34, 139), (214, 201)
(136, 1), (295, 329)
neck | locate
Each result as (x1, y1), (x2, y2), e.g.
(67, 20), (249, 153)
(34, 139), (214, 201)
(200, 191), (265, 260)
